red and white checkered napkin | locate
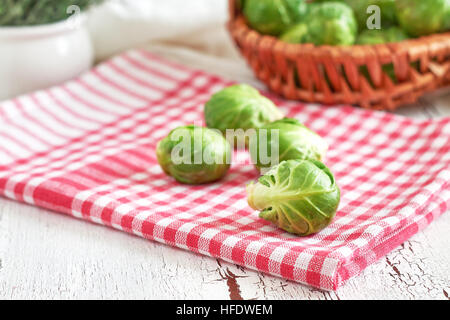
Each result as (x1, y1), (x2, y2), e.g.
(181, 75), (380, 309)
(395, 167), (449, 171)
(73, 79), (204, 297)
(0, 50), (449, 290)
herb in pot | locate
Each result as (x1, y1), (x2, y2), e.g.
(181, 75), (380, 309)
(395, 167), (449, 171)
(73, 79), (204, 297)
(0, 0), (102, 26)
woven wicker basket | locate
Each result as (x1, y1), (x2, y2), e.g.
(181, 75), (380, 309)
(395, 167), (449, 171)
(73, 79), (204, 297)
(227, 0), (450, 110)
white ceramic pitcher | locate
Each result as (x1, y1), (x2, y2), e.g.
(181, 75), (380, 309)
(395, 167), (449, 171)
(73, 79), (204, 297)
(0, 16), (93, 101)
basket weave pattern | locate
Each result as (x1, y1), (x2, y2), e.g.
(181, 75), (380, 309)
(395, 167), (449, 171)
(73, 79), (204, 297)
(227, 0), (450, 110)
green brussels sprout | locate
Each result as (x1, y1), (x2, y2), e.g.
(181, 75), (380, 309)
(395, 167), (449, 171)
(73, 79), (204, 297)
(359, 0), (397, 28)
(396, 0), (450, 37)
(247, 159), (340, 236)
(204, 84), (284, 136)
(243, 0), (308, 35)
(446, 9), (450, 30)
(357, 26), (409, 44)
(251, 118), (328, 171)
(156, 125), (231, 184)
(303, 2), (358, 45)
(337, 0), (397, 30)
(315, 0), (397, 29)
(280, 23), (309, 43)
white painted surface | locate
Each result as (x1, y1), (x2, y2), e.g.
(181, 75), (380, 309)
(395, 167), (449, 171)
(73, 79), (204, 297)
(0, 44), (449, 300)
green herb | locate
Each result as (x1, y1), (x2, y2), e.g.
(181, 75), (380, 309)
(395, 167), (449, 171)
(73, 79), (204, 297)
(0, 0), (102, 26)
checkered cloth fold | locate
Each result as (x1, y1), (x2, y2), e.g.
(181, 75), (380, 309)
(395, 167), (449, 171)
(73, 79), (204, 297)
(0, 50), (449, 290)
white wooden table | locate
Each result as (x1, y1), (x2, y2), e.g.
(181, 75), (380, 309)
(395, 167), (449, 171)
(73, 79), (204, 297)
(1, 44), (449, 300)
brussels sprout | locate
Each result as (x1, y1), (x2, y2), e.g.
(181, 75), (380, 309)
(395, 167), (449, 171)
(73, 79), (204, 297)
(251, 118), (328, 171)
(280, 23), (309, 43)
(243, 0), (308, 35)
(396, 0), (450, 37)
(156, 125), (231, 184)
(247, 159), (340, 236)
(447, 10), (450, 30)
(357, 26), (409, 44)
(327, 0), (397, 30)
(303, 2), (358, 45)
(204, 84), (284, 136)
(358, 0), (397, 28)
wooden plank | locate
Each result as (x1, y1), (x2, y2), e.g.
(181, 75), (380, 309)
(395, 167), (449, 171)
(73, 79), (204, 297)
(1, 199), (448, 300)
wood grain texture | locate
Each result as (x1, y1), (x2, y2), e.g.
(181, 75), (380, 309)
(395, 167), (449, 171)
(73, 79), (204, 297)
(0, 43), (449, 300)
(0, 199), (449, 300)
